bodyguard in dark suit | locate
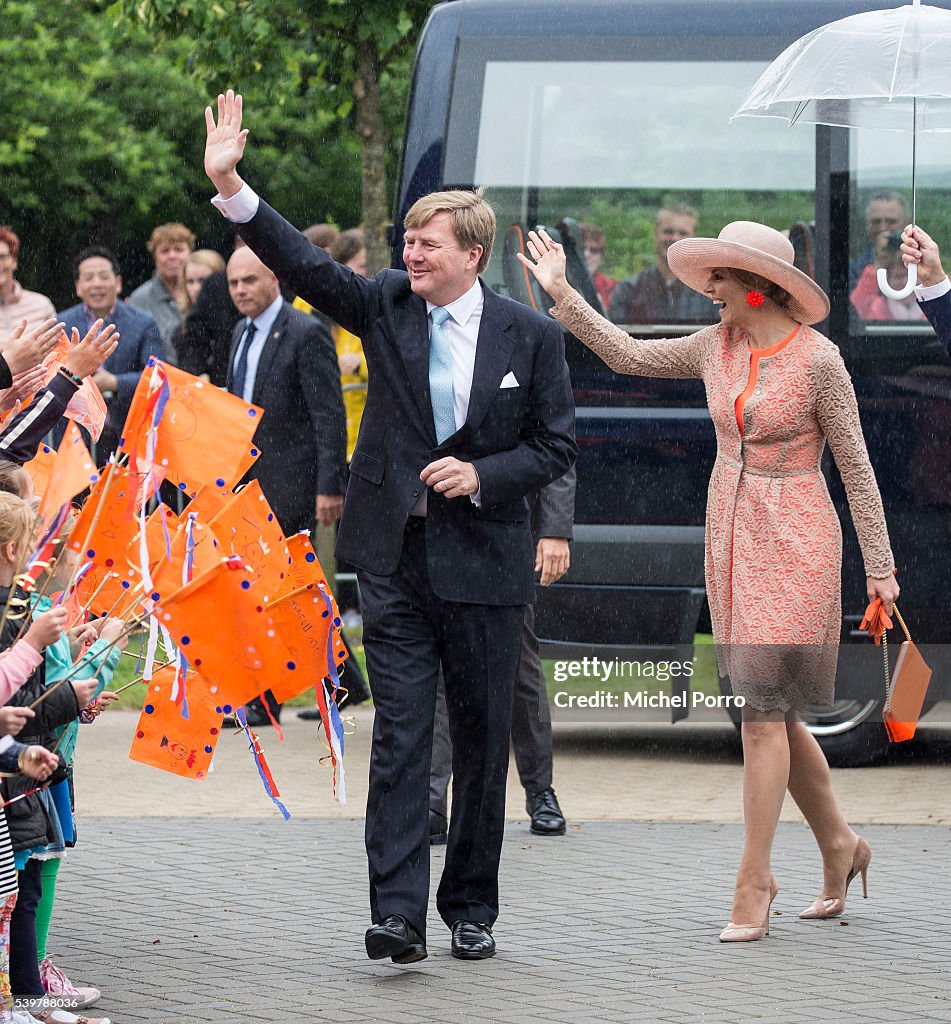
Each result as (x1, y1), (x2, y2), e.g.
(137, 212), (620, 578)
(225, 246), (347, 535)
(205, 91), (576, 963)
(58, 246), (164, 461)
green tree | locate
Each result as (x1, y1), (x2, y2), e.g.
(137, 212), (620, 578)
(0, 0), (362, 307)
(119, 0), (437, 272)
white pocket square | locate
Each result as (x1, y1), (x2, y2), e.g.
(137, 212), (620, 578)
(500, 371), (520, 389)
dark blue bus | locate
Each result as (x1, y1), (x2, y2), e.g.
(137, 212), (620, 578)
(393, 0), (951, 765)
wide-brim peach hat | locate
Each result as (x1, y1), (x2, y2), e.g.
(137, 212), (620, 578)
(667, 221), (830, 326)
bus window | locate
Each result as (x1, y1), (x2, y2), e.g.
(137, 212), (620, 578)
(447, 58), (816, 336)
(846, 127), (951, 367)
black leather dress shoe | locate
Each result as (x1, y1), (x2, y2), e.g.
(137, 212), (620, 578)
(429, 809), (448, 846)
(365, 915), (428, 964)
(451, 920), (495, 960)
(526, 787), (567, 835)
(296, 706), (323, 722)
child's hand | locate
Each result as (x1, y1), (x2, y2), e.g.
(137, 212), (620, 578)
(24, 607), (68, 652)
(69, 677), (98, 708)
(0, 706), (35, 737)
(98, 618), (128, 650)
(82, 690), (118, 721)
(67, 623), (98, 659)
(17, 746), (58, 781)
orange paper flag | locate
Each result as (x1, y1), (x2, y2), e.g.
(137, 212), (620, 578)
(36, 422), (99, 528)
(153, 557), (300, 710)
(267, 584), (347, 703)
(35, 332), (108, 441)
(209, 482), (291, 601)
(68, 463), (158, 563)
(23, 443), (56, 499)
(120, 359), (263, 497)
(129, 664), (223, 780)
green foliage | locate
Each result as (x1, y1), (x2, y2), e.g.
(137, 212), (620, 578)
(119, 0), (436, 269)
(0, 0), (363, 307)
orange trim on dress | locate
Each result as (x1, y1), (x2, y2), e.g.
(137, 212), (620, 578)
(734, 327), (800, 436)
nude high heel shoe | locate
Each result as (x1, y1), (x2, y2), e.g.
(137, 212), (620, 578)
(799, 836), (871, 920)
(719, 879), (780, 942)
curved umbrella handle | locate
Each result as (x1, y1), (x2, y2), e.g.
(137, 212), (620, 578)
(877, 263), (917, 301)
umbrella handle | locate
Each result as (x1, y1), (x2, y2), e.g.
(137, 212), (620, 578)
(877, 263), (917, 301)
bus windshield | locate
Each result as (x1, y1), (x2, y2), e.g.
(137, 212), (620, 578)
(446, 58), (815, 333)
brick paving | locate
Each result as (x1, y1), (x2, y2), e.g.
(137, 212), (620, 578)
(54, 819), (951, 1023)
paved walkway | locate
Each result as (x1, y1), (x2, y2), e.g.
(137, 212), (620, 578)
(58, 819), (951, 1024)
(75, 709), (951, 824)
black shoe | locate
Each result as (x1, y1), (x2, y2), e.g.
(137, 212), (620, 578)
(365, 915), (428, 964)
(244, 698), (279, 728)
(450, 920), (495, 960)
(296, 706), (323, 722)
(526, 787), (566, 836)
(429, 809), (448, 846)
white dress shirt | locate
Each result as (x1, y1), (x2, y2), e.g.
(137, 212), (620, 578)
(915, 276), (951, 302)
(234, 294), (283, 403)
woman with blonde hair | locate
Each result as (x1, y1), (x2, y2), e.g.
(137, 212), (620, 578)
(180, 249), (226, 317)
(519, 221), (898, 942)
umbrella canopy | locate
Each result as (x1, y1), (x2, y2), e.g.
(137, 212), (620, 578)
(733, 0), (951, 299)
(734, 1), (951, 132)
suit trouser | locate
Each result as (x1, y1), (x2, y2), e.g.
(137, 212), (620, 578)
(358, 517), (523, 939)
(430, 603), (553, 816)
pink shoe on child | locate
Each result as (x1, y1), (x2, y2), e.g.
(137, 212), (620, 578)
(38, 957), (101, 1009)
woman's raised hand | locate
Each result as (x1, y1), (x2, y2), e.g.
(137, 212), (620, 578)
(516, 229), (573, 303)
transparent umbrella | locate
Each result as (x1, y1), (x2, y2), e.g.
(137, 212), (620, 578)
(733, 0), (951, 298)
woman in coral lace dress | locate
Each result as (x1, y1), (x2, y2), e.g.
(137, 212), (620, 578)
(519, 221), (900, 943)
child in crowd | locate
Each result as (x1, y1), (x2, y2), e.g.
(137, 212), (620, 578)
(28, 535), (124, 1012)
(0, 495), (107, 1024)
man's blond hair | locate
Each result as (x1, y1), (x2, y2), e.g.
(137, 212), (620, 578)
(404, 189), (495, 273)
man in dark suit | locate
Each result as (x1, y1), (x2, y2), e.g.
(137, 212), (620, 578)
(900, 224), (951, 352)
(224, 245), (347, 726)
(58, 246), (164, 461)
(430, 466), (576, 843)
(204, 90), (576, 963)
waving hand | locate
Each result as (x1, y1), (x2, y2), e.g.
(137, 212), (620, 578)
(204, 89), (248, 198)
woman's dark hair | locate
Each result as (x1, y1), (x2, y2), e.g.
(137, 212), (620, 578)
(730, 268), (791, 309)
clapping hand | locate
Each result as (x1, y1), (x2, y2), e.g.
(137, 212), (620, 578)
(63, 320), (120, 380)
(1, 318), (64, 376)
(0, 365), (48, 414)
(204, 89), (248, 198)
(516, 229), (573, 304)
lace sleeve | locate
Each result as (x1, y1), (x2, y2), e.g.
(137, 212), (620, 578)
(813, 344), (895, 578)
(550, 290), (708, 379)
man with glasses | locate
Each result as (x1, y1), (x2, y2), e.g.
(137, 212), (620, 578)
(0, 227), (55, 335)
(849, 190), (909, 290)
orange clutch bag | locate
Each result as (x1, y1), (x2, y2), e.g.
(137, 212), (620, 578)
(881, 605), (932, 743)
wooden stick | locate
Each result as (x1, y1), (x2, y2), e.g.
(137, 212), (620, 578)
(28, 614), (147, 710)
(111, 660), (175, 695)
(68, 571), (116, 627)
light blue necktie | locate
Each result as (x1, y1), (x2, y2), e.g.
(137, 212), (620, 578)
(428, 306), (456, 443)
